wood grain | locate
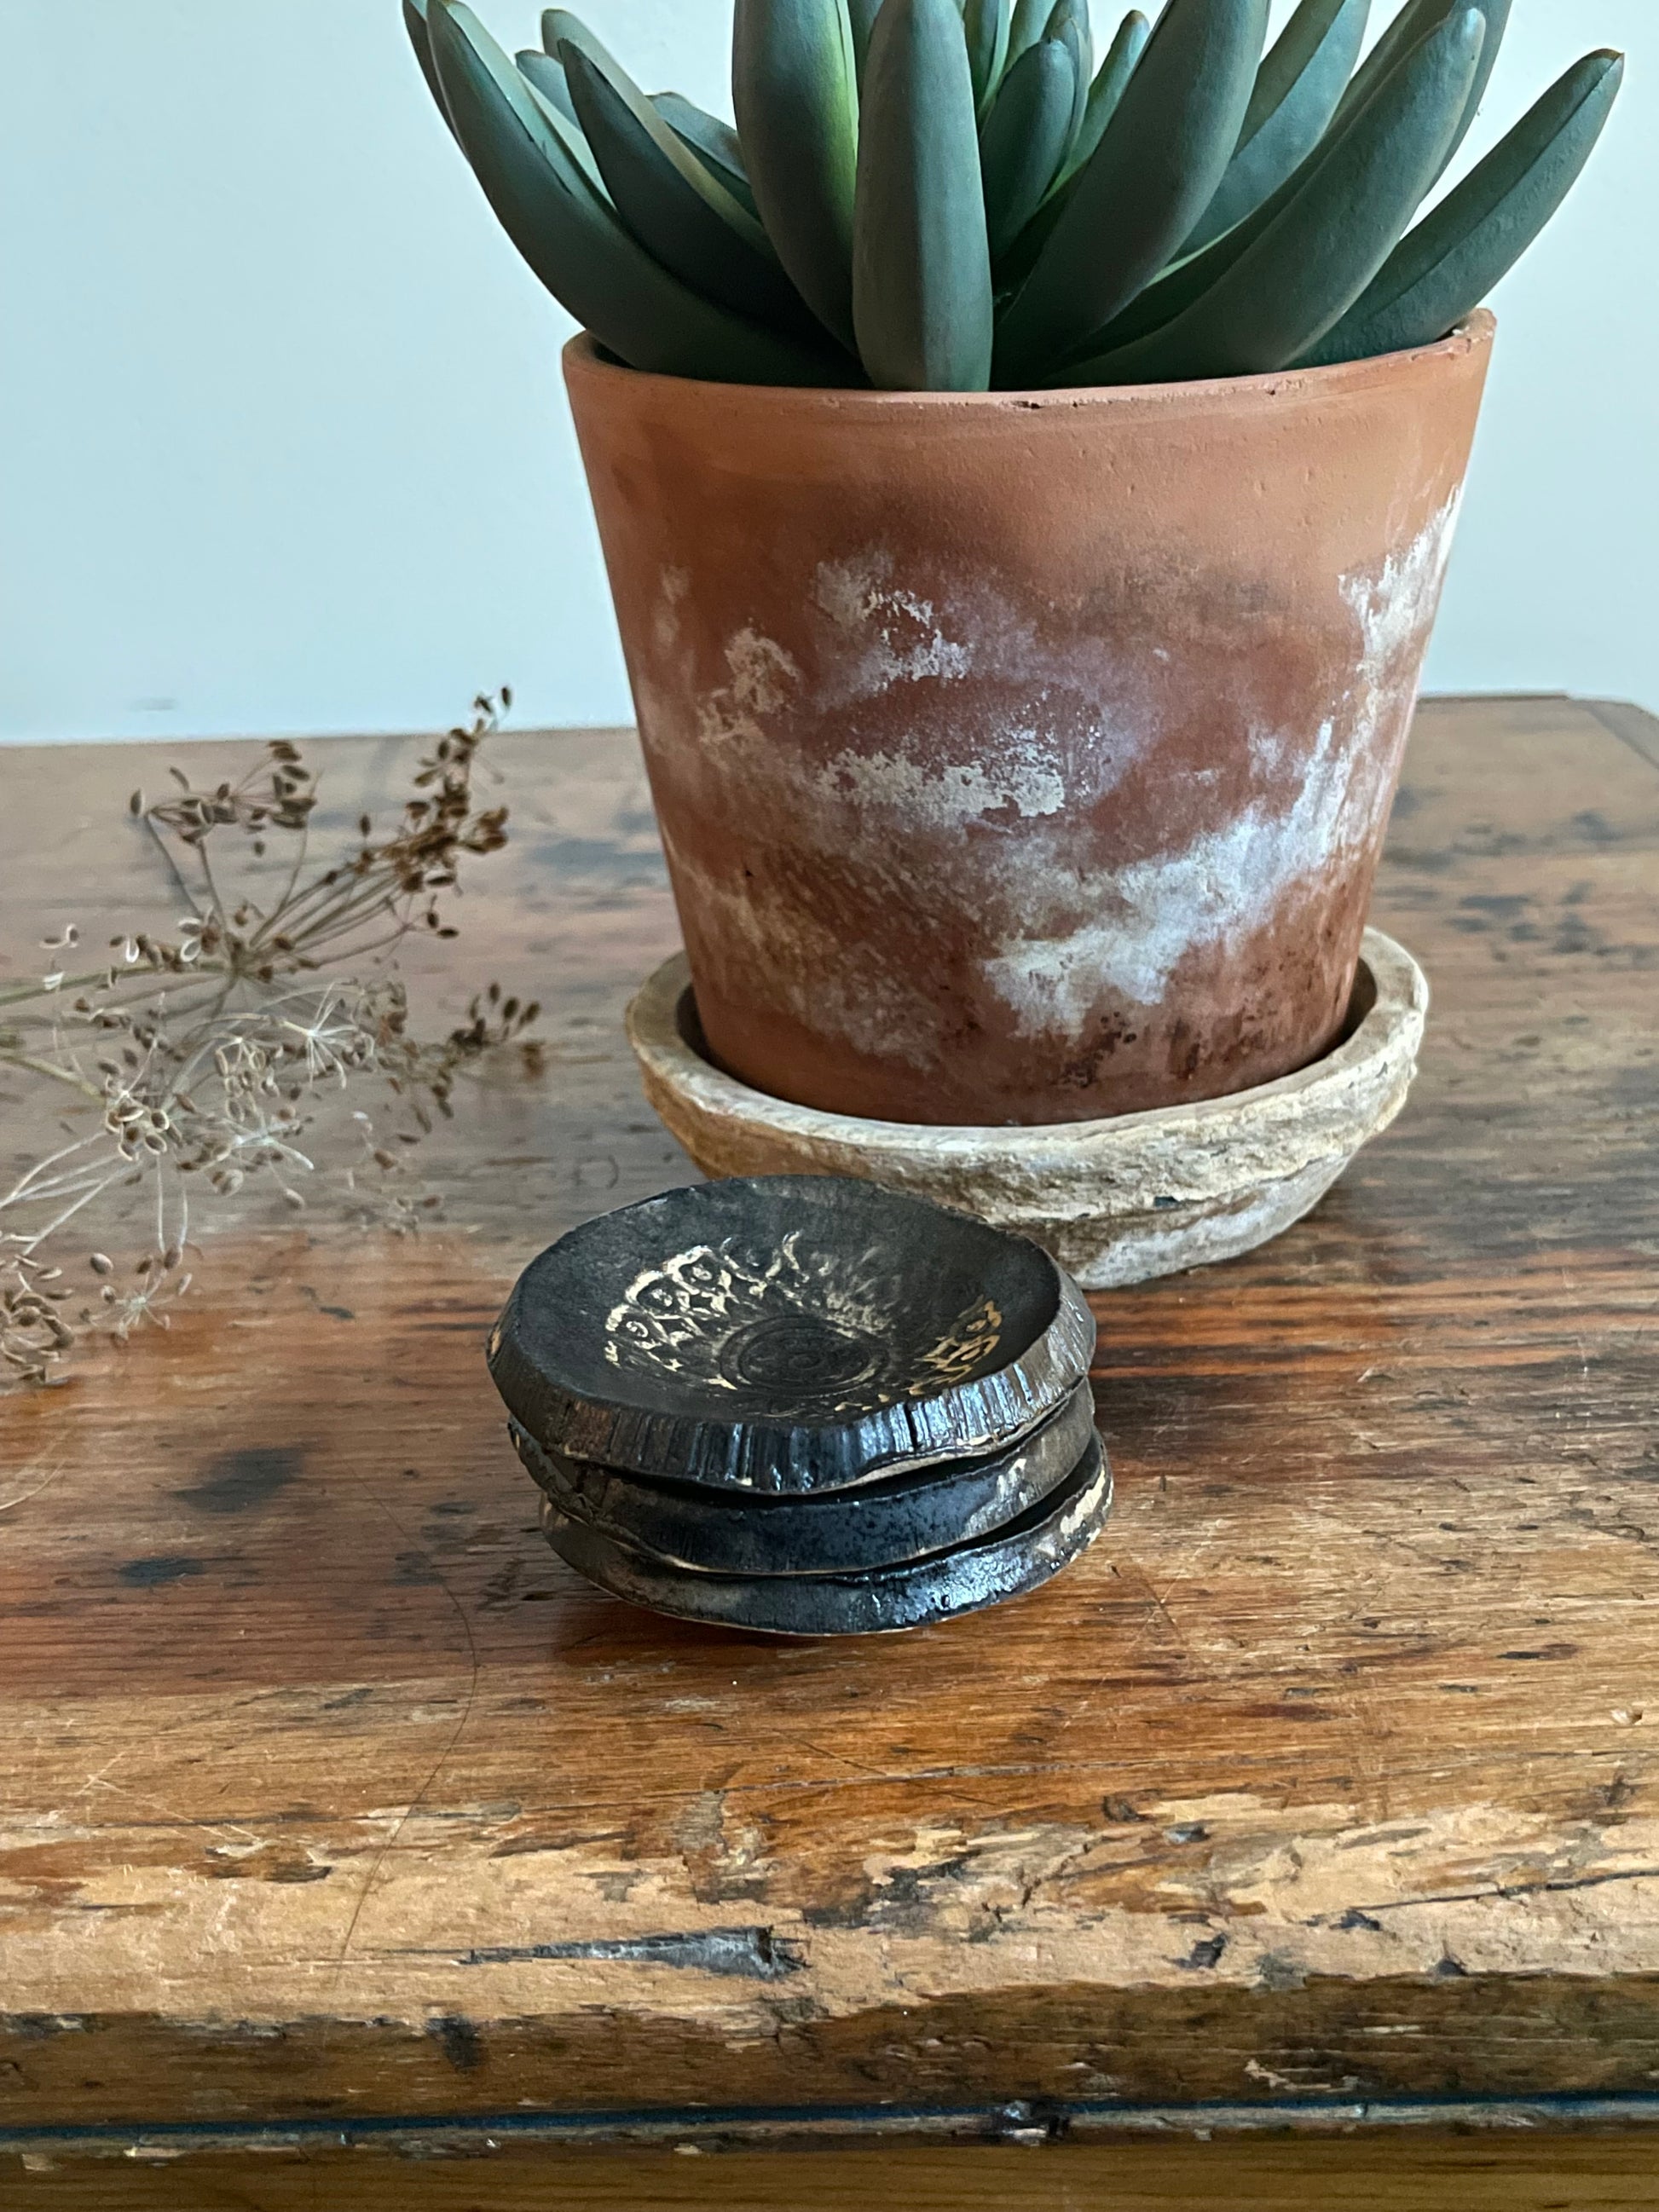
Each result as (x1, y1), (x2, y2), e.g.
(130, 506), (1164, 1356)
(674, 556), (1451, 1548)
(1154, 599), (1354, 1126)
(1, 698), (1656, 2162)
(9, 2123), (1659, 2211)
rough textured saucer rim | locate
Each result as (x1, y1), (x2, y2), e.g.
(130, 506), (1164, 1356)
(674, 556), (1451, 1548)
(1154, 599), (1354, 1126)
(488, 1175), (1097, 1495)
(510, 1380), (1098, 1578)
(627, 930), (1429, 1290)
(537, 1434), (1111, 1637)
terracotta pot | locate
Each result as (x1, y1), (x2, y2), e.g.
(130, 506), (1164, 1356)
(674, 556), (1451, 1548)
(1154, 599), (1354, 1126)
(565, 314), (1493, 1126)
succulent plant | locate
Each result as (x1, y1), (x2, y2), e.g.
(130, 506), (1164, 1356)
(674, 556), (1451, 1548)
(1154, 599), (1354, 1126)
(404, 0), (1621, 390)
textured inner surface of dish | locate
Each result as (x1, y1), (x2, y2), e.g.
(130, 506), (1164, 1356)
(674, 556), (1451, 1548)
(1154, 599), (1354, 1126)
(603, 1230), (1003, 1418)
(506, 1177), (1061, 1427)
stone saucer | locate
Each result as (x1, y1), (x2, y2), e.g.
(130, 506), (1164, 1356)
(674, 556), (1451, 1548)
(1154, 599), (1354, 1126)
(511, 1379), (1098, 1578)
(626, 930), (1429, 1289)
(488, 1175), (1095, 1496)
(537, 1432), (1111, 1637)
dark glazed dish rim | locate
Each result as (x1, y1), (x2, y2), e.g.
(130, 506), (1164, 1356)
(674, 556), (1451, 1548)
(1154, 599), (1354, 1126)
(536, 1432), (1112, 1637)
(511, 1380), (1100, 1577)
(488, 1175), (1097, 1494)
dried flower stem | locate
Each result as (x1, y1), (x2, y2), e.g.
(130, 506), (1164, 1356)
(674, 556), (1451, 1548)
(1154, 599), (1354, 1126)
(1, 690), (537, 1389)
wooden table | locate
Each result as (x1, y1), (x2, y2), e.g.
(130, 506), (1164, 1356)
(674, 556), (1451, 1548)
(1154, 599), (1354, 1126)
(2, 696), (1656, 2209)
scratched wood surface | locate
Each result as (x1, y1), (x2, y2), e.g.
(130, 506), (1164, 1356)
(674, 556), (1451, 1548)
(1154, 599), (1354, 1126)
(2, 698), (1657, 2168)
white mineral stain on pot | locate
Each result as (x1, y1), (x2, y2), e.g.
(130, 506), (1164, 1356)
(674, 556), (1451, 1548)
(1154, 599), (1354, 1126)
(649, 498), (1460, 1064)
(980, 494), (1465, 1032)
(663, 593), (1133, 840)
(659, 822), (925, 1068)
(817, 744), (1067, 827)
(983, 714), (1356, 1024)
(813, 554), (972, 696)
(1341, 488), (1463, 747)
(692, 626), (801, 750)
(652, 564), (691, 656)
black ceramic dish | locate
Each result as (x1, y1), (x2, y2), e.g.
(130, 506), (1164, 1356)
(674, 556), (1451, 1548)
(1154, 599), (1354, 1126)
(536, 1433), (1112, 1637)
(489, 1176), (1095, 1495)
(512, 1381), (1099, 1578)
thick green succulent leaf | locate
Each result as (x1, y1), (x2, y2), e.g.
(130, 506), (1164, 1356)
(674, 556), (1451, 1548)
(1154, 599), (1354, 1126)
(540, 7), (599, 66)
(1331, 0), (1507, 185)
(552, 0), (767, 202)
(1066, 6), (1485, 385)
(650, 94), (744, 178)
(1049, 8), (1092, 153)
(1064, 70), (1346, 358)
(1045, 0), (1091, 75)
(403, 0), (456, 132)
(1304, 48), (1623, 367)
(980, 38), (1077, 262)
(515, 58), (610, 193)
(1243, 0), (1364, 135)
(1182, 0), (1371, 252)
(1054, 11), (1150, 190)
(1004, 0), (1053, 74)
(847, 0), (884, 78)
(992, 168), (1067, 295)
(732, 0), (861, 348)
(854, 0), (993, 388)
(426, 2), (841, 385)
(533, 6), (631, 183)
(987, 2), (1135, 288)
(650, 93), (760, 217)
(552, 36), (767, 248)
(964, 0), (1011, 118)
(996, 0), (1270, 381)
(1061, 0), (1442, 361)
(1436, 0), (1510, 182)
(514, 46), (579, 124)
(560, 43), (818, 338)
(539, 3), (622, 104)
(1327, 0), (1450, 124)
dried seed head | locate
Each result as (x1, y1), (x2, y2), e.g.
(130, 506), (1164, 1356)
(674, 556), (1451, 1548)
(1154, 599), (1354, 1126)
(7, 686), (520, 1393)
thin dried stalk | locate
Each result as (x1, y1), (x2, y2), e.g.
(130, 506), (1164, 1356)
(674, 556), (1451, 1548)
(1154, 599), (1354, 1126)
(0, 692), (537, 1389)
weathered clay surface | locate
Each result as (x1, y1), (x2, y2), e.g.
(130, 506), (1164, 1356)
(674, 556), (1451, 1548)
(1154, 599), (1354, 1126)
(627, 930), (1428, 1290)
(568, 319), (1489, 1126)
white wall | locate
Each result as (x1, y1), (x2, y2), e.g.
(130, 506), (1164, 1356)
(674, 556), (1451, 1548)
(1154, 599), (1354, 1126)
(0, 1), (1650, 743)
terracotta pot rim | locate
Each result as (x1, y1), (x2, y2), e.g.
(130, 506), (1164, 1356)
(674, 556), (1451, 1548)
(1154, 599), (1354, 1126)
(564, 309), (1494, 418)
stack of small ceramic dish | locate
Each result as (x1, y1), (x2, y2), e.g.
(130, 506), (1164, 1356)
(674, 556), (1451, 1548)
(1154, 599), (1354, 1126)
(488, 1175), (1107, 1636)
